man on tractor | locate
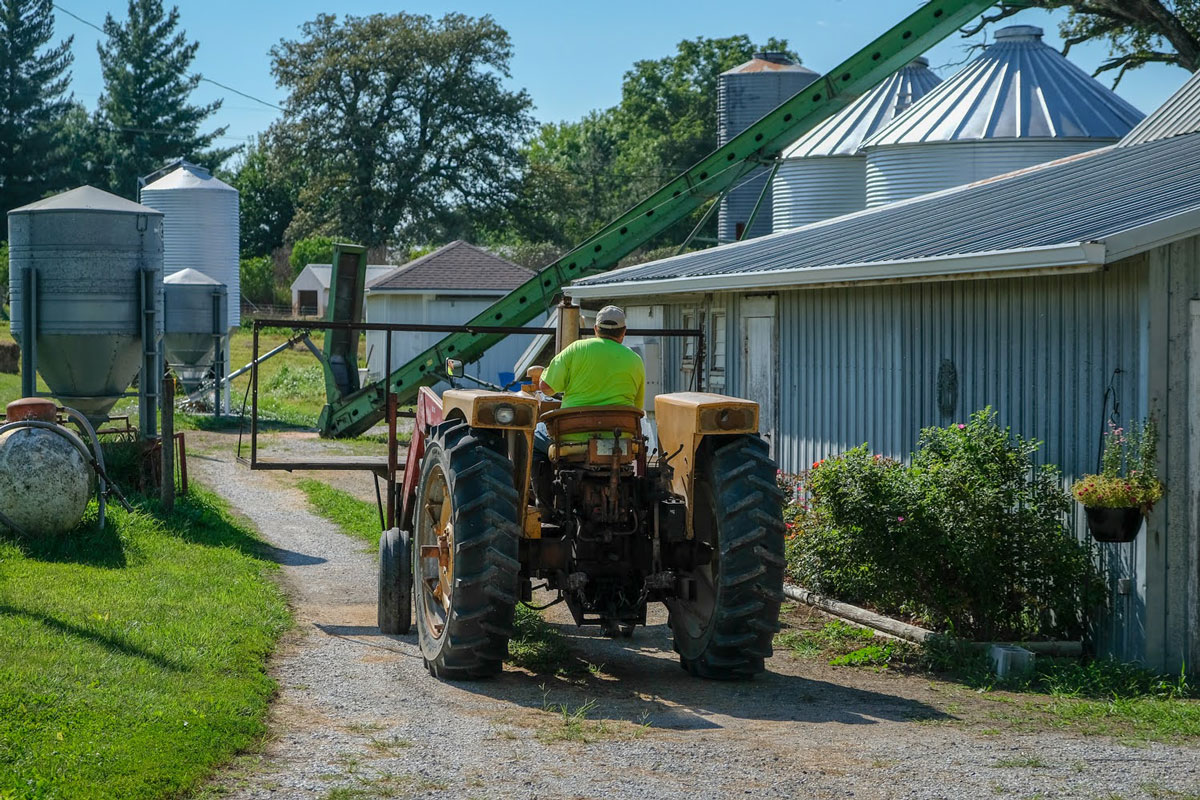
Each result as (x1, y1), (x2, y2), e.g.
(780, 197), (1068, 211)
(531, 304), (644, 504)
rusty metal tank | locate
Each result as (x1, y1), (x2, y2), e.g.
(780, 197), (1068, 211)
(0, 399), (92, 536)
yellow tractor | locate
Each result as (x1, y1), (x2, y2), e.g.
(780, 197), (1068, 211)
(378, 317), (786, 680)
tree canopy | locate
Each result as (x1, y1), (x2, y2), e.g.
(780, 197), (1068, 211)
(270, 12), (534, 248)
(506, 35), (797, 252)
(968, 1), (1199, 84)
(0, 0), (74, 213)
(95, 0), (234, 197)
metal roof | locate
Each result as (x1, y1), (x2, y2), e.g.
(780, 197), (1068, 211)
(142, 163), (236, 192)
(367, 240), (532, 292)
(297, 265), (394, 290)
(164, 267), (224, 286)
(9, 185), (161, 215)
(782, 59), (942, 159)
(862, 26), (1143, 147)
(1119, 68), (1200, 147)
(569, 132), (1200, 294)
(720, 52), (819, 76)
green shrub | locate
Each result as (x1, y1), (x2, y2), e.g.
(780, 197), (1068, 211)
(788, 408), (1106, 641)
(288, 236), (335, 276)
(239, 255), (276, 306)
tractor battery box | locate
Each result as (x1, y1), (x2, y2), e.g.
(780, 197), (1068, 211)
(657, 498), (688, 542)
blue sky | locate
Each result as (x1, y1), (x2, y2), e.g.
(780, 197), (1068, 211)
(54, 1), (1192, 154)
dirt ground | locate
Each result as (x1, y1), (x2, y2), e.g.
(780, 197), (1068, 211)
(185, 430), (1200, 800)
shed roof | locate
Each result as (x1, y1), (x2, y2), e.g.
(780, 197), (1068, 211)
(367, 240), (531, 293)
(862, 25), (1143, 148)
(293, 264), (395, 291)
(1119, 68), (1200, 147)
(568, 131), (1200, 297)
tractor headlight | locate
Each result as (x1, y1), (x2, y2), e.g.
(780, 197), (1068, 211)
(494, 404), (516, 425)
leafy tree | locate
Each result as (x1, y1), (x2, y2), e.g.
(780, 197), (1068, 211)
(271, 12), (534, 247)
(505, 35), (797, 251)
(968, 2), (1199, 84)
(229, 127), (304, 258)
(238, 255), (274, 306)
(94, 0), (235, 198)
(288, 236), (334, 276)
(617, 35), (797, 180)
(0, 0), (74, 213)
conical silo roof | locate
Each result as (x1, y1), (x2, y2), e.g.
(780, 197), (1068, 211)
(863, 26), (1144, 147)
(141, 162), (236, 192)
(10, 185), (160, 215)
(782, 58), (942, 159)
(164, 267), (225, 286)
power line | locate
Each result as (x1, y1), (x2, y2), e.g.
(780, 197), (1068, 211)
(53, 2), (284, 112)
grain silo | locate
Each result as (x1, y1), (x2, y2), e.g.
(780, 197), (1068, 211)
(139, 160), (240, 326)
(861, 25), (1144, 207)
(8, 186), (163, 430)
(717, 52), (819, 242)
(772, 58), (941, 230)
(163, 268), (228, 394)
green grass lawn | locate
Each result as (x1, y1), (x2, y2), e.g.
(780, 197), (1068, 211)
(0, 487), (290, 799)
(297, 479), (382, 544)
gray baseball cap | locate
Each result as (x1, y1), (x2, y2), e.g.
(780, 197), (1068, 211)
(595, 305), (626, 329)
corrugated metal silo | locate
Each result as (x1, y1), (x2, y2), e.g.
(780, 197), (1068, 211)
(8, 186), (164, 424)
(163, 268), (228, 391)
(772, 58), (942, 229)
(717, 52), (819, 242)
(861, 25), (1144, 207)
(139, 161), (240, 327)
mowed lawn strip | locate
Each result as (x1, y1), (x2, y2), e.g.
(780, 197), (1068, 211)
(298, 478), (382, 545)
(0, 487), (290, 799)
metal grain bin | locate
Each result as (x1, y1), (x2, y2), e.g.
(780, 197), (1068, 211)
(717, 52), (819, 243)
(8, 186), (164, 423)
(772, 58), (941, 230)
(139, 161), (240, 327)
(862, 26), (1144, 207)
(163, 267), (227, 391)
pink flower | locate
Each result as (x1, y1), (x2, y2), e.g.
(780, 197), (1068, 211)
(957, 424), (966, 430)
(897, 516), (905, 523)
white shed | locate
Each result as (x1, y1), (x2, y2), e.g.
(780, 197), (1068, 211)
(290, 263), (394, 317)
(364, 241), (534, 388)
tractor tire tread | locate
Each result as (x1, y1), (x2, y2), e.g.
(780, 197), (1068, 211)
(672, 434), (785, 680)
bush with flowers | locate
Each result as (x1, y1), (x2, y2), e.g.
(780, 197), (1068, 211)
(1071, 418), (1163, 510)
(783, 408), (1105, 641)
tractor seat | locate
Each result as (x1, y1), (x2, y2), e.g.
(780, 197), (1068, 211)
(540, 405), (645, 464)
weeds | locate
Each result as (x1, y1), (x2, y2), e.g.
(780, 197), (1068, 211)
(508, 604), (586, 677)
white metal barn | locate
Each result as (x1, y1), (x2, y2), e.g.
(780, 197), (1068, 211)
(364, 241), (533, 387)
(566, 71), (1200, 674)
(290, 264), (394, 317)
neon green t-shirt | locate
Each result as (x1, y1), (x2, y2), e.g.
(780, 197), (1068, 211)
(541, 337), (645, 410)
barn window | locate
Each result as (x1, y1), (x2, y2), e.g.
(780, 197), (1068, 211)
(709, 310), (726, 390)
(681, 308), (697, 373)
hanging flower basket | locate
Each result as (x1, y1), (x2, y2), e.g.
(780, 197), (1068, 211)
(1083, 506), (1144, 543)
(1071, 418), (1163, 545)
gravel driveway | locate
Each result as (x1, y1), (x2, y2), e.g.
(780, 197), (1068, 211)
(187, 434), (1200, 800)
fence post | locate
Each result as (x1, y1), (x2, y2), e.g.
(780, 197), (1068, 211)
(161, 373), (174, 513)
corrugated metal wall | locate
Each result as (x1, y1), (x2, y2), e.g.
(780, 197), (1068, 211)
(654, 258), (1170, 664)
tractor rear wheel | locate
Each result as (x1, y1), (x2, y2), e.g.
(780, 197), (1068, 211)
(378, 527), (412, 634)
(667, 435), (786, 679)
(413, 421), (521, 679)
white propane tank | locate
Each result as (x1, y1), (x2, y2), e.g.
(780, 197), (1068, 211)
(0, 398), (92, 536)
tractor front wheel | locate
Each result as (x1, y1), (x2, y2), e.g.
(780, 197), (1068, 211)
(378, 527), (412, 634)
(667, 435), (786, 679)
(413, 421), (521, 679)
